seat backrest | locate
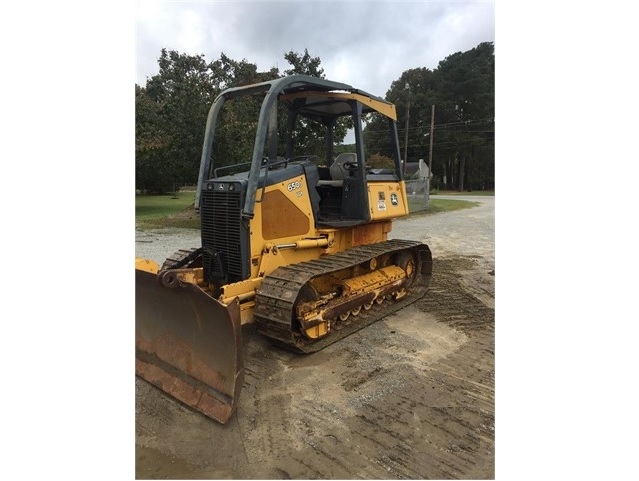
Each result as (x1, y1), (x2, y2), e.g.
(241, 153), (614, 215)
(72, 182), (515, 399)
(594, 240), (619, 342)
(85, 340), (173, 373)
(330, 153), (357, 180)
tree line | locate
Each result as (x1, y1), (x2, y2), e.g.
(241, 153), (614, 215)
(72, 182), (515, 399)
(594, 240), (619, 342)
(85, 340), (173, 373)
(136, 43), (494, 193)
(365, 41), (494, 191)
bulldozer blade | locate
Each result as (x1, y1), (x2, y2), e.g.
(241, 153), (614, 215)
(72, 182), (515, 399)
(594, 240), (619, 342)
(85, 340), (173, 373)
(135, 266), (243, 424)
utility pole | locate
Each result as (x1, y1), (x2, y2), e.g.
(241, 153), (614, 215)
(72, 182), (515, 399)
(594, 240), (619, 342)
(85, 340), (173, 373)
(403, 83), (410, 177)
(428, 104), (435, 179)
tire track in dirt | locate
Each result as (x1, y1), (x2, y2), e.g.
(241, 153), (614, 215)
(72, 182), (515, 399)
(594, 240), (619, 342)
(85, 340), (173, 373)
(228, 256), (495, 479)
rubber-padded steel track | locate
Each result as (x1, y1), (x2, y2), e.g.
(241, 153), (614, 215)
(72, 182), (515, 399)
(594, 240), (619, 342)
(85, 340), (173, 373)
(254, 239), (432, 353)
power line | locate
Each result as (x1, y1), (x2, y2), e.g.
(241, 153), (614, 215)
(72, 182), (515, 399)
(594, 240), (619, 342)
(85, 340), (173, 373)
(366, 118), (495, 135)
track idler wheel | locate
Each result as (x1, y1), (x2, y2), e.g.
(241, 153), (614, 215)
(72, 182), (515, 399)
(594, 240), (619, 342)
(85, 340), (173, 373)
(395, 250), (418, 288)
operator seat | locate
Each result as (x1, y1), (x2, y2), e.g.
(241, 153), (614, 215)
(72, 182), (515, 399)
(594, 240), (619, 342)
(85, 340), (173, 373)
(317, 153), (357, 187)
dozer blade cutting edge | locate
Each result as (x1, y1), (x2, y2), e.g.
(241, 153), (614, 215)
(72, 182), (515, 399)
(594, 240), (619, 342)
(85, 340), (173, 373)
(135, 262), (243, 424)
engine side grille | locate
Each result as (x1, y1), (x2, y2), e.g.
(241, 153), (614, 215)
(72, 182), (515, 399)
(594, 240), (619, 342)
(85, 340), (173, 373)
(200, 188), (248, 283)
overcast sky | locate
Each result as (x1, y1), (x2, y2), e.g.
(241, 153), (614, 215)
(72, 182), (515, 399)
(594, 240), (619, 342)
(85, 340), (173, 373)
(135, 0), (495, 98)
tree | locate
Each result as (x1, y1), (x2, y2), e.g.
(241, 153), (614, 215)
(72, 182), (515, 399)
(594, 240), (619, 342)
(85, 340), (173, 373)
(136, 49), (219, 192)
(364, 42), (495, 190)
(365, 67), (438, 161)
(282, 48), (352, 159)
(136, 49), (335, 191)
(211, 52), (279, 89)
(433, 42), (495, 190)
(283, 49), (325, 77)
(135, 84), (173, 193)
(150, 50), (217, 184)
(209, 53), (280, 167)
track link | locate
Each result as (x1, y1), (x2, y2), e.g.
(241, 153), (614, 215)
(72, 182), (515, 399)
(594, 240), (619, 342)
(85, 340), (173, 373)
(160, 248), (202, 270)
(254, 239), (432, 353)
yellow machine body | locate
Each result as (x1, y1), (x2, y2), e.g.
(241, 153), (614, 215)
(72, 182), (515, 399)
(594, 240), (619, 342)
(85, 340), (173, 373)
(135, 75), (430, 424)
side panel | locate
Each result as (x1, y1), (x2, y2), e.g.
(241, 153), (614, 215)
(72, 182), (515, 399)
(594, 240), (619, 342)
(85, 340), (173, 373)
(261, 189), (310, 240)
(367, 181), (409, 221)
(250, 174), (324, 276)
(321, 222), (392, 255)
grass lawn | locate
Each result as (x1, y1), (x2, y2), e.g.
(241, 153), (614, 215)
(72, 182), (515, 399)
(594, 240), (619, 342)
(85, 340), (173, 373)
(431, 190), (495, 196)
(136, 191), (481, 230)
(420, 198), (481, 214)
(135, 192), (199, 229)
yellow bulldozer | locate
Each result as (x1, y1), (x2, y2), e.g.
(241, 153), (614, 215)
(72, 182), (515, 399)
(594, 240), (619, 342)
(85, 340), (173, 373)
(135, 75), (432, 424)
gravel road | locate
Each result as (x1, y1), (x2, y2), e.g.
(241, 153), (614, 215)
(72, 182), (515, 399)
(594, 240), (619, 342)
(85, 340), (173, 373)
(135, 195), (495, 479)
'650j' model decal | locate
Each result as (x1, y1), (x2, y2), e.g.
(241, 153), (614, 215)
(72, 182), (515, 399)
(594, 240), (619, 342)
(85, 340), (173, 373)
(287, 181), (302, 191)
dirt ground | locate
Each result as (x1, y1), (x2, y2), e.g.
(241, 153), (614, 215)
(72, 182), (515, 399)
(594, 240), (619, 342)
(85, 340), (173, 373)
(135, 195), (495, 479)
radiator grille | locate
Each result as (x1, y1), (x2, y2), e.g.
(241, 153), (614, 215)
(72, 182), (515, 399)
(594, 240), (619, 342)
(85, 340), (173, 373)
(200, 188), (246, 282)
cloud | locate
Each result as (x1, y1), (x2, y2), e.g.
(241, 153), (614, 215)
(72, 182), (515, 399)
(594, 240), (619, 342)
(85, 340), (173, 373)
(135, 0), (495, 97)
